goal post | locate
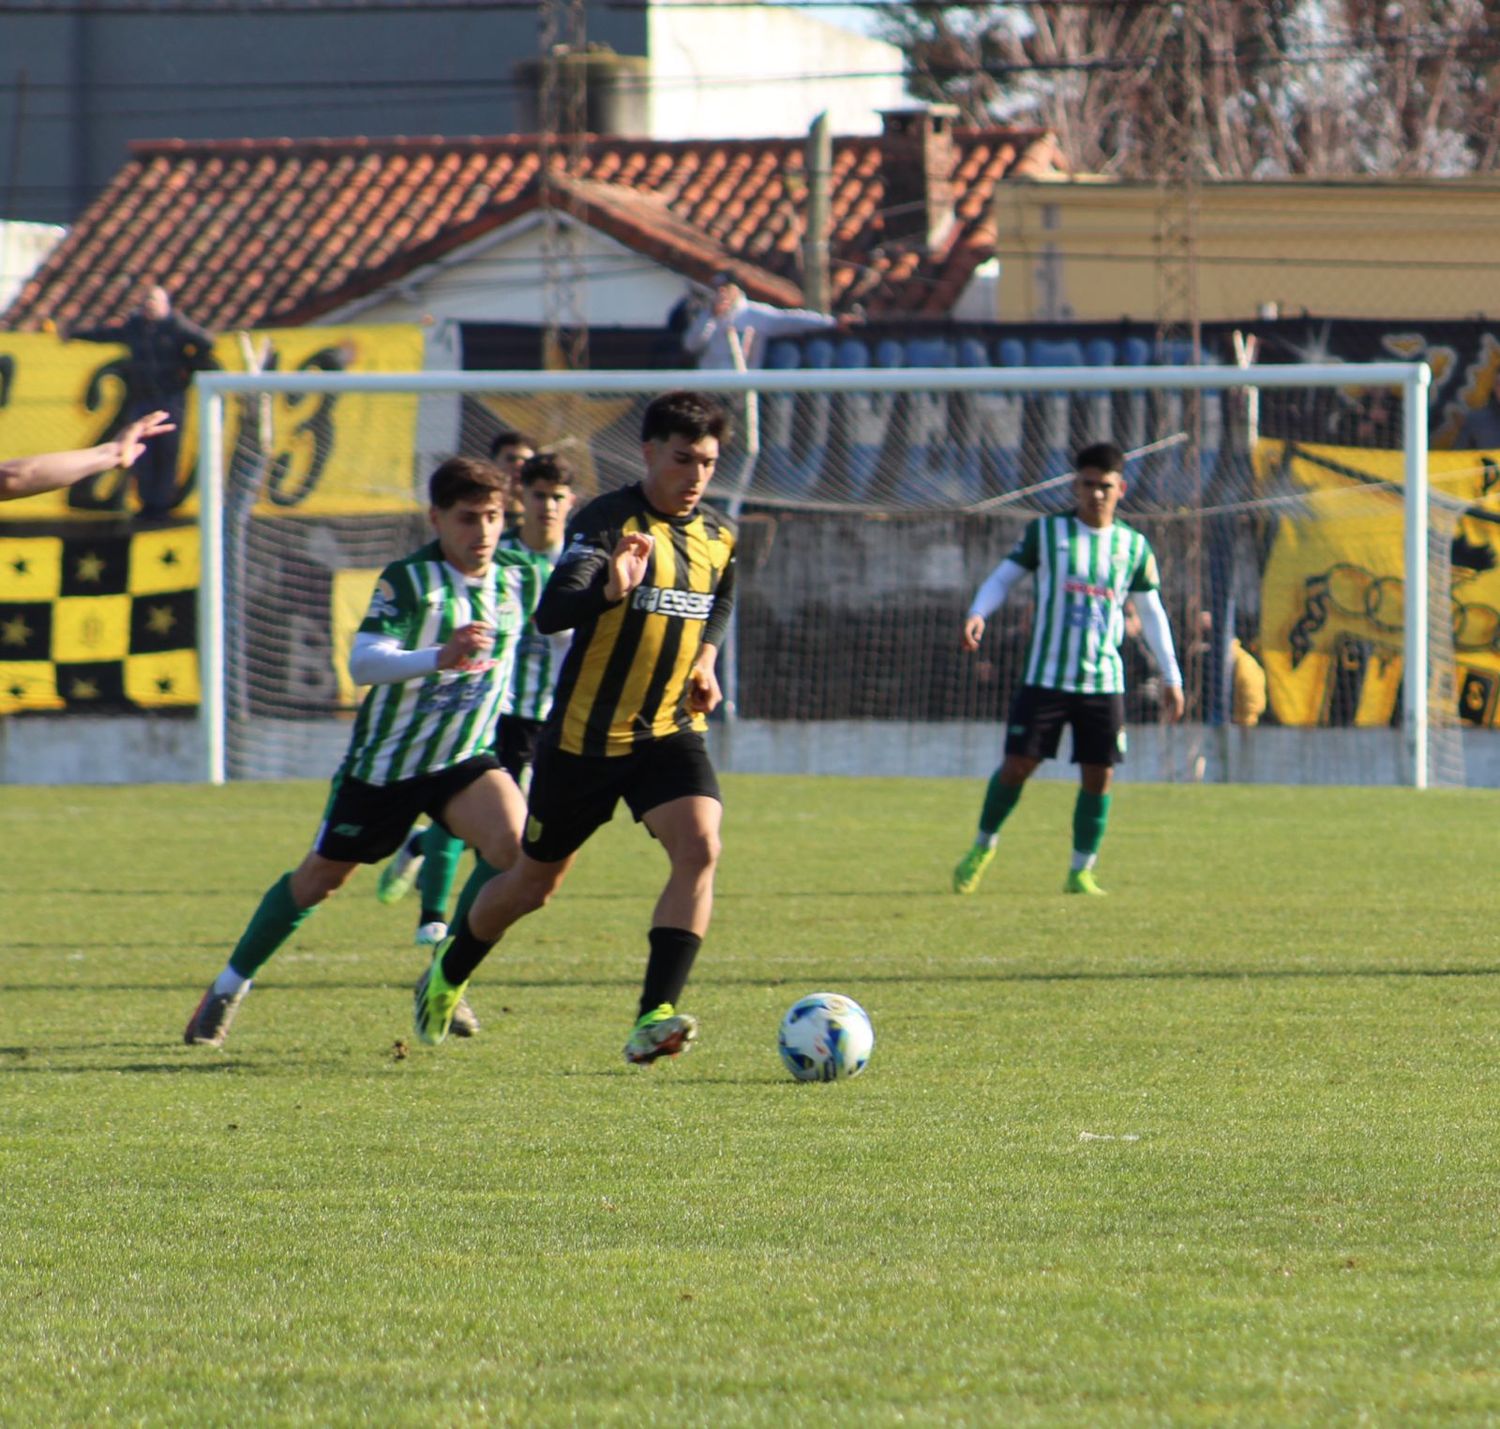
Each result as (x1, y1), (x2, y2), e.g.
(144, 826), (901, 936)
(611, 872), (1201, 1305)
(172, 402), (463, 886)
(195, 360), (1442, 788)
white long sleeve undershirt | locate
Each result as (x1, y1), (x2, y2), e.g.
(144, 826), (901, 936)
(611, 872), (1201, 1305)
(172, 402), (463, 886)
(966, 558), (1027, 620)
(1132, 588), (1182, 687)
(348, 631), (441, 686)
(966, 560), (1182, 687)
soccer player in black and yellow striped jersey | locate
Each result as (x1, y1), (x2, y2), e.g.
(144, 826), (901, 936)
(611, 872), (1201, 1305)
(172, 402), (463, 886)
(415, 391), (737, 1064)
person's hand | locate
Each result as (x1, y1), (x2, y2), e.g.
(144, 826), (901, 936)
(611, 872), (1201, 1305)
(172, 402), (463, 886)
(436, 622), (495, 670)
(113, 410), (175, 469)
(961, 614), (986, 652)
(687, 662), (722, 715)
(604, 532), (654, 602)
(1161, 684), (1186, 723)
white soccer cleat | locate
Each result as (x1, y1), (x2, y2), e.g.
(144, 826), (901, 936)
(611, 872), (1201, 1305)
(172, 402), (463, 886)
(414, 920), (449, 948)
(376, 834), (426, 905)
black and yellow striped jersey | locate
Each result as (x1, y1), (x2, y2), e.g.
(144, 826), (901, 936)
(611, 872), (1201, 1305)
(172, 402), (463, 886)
(536, 483), (736, 756)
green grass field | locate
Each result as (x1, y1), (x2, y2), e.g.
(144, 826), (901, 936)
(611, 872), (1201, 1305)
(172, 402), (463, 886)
(3, 775), (1498, 1425)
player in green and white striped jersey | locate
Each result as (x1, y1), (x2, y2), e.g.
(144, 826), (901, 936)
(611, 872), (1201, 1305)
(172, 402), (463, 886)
(952, 442), (1184, 897)
(183, 457), (545, 1049)
(379, 452), (577, 946)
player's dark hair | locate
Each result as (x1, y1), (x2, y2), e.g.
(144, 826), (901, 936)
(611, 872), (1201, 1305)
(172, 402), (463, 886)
(1075, 441), (1126, 476)
(641, 390), (730, 445)
(428, 456), (508, 508)
(488, 428), (538, 460)
(518, 451), (575, 488)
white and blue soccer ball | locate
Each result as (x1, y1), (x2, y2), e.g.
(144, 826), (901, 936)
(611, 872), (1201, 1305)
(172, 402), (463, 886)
(778, 993), (874, 1082)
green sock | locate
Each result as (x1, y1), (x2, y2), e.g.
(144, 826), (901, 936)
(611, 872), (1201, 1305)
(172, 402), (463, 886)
(1072, 790), (1112, 859)
(418, 825), (464, 924)
(450, 857), (504, 941)
(228, 873), (313, 979)
(979, 774), (1024, 839)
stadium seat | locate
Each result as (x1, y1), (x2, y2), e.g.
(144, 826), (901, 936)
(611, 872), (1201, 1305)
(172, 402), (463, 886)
(755, 338), (837, 499)
(1027, 339), (1085, 489)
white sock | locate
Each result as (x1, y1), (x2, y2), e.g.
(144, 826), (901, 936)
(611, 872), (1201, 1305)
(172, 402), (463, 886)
(975, 832), (999, 850)
(1069, 851), (1097, 873)
(211, 967), (251, 998)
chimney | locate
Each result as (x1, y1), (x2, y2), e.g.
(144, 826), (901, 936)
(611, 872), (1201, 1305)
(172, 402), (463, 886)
(516, 46), (650, 136)
(878, 104), (959, 250)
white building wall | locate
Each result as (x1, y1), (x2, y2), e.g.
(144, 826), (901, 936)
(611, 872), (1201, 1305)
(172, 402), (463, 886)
(0, 222), (65, 312)
(329, 218), (690, 331)
(648, 5), (908, 139)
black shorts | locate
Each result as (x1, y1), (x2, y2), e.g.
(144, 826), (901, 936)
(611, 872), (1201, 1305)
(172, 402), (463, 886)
(522, 732), (721, 863)
(495, 714), (544, 782)
(1004, 685), (1126, 767)
(314, 754), (501, 863)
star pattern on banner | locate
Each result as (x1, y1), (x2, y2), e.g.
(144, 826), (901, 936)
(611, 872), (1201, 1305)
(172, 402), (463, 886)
(75, 551), (107, 584)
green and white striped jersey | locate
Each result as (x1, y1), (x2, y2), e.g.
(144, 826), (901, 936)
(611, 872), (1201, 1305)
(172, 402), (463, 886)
(496, 530), (571, 723)
(1010, 514), (1161, 694)
(342, 539), (544, 785)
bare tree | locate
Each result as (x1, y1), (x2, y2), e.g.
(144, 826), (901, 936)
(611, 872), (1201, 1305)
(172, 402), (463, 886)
(875, 0), (1500, 178)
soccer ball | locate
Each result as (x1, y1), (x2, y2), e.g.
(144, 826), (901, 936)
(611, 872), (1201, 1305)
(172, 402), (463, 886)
(777, 993), (874, 1082)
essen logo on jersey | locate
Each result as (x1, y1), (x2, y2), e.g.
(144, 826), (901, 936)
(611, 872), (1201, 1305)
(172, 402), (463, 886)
(631, 586), (715, 619)
(1065, 577), (1117, 601)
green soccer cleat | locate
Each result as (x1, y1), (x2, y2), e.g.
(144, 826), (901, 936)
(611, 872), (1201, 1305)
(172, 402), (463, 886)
(624, 1004), (699, 1065)
(1064, 868), (1106, 896)
(952, 844), (996, 895)
(377, 834), (426, 905)
(413, 940), (470, 1046)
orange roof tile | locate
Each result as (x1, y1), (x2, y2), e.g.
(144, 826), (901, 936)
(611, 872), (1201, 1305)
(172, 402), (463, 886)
(4, 126), (1061, 334)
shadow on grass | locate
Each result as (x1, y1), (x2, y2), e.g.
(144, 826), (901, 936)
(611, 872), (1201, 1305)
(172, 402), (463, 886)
(3, 964), (1498, 1002)
(1, 1060), (261, 1075)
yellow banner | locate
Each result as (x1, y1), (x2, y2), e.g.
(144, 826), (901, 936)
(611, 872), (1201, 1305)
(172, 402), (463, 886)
(0, 325), (424, 521)
(1255, 439), (1500, 725)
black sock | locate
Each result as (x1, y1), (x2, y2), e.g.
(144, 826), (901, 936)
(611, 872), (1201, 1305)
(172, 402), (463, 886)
(439, 918), (495, 985)
(419, 904), (448, 927)
(639, 926), (702, 1018)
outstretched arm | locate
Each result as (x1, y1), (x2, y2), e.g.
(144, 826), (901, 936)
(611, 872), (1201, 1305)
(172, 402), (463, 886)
(0, 410), (175, 502)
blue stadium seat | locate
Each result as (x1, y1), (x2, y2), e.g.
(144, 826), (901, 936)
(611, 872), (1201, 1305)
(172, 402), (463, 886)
(833, 337), (870, 369)
(893, 341), (960, 502)
(946, 337), (1021, 499)
(1026, 340), (1083, 487)
(833, 340), (904, 500)
(757, 339), (835, 498)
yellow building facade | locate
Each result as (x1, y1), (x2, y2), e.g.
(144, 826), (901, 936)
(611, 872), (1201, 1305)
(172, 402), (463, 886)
(992, 177), (1500, 324)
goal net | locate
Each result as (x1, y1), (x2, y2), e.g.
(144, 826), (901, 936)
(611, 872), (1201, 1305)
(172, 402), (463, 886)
(196, 359), (1457, 788)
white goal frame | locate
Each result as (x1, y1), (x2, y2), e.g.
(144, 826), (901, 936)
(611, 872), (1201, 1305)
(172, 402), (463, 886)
(195, 361), (1433, 787)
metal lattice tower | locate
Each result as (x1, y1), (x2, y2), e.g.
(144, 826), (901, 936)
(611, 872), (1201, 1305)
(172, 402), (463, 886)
(1153, 3), (1208, 736)
(538, 0), (589, 371)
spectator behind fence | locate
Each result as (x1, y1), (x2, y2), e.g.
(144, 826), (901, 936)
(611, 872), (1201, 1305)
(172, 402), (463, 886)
(679, 275), (840, 371)
(63, 285), (217, 519)
(1457, 381), (1500, 450)
(1230, 637), (1268, 726)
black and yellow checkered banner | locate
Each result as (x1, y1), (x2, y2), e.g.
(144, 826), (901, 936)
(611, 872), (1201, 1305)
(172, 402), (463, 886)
(0, 526), (199, 712)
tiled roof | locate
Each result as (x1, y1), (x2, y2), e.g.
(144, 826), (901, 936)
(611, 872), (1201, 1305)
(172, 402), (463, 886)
(3, 126), (1063, 333)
